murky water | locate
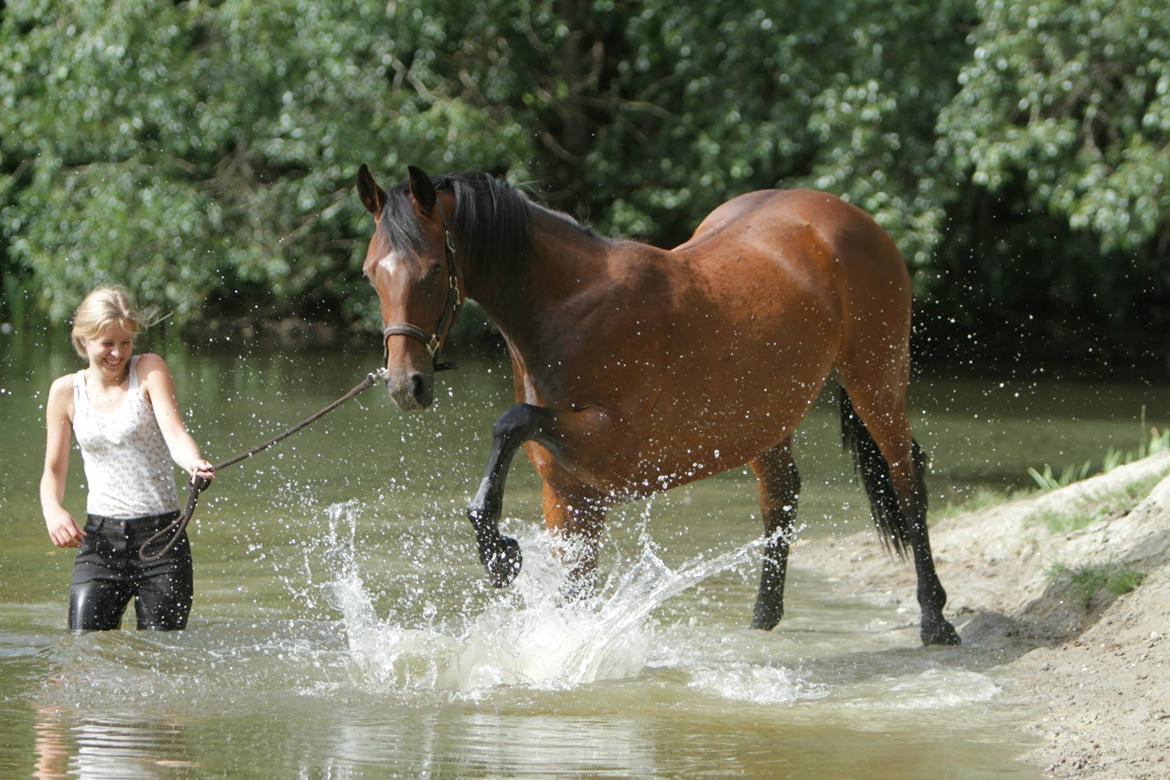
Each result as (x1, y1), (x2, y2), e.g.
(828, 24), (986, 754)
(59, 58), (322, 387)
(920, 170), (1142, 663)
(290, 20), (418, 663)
(2, 329), (1166, 777)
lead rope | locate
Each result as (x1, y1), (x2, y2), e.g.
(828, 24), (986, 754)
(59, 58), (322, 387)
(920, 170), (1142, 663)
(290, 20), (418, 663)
(139, 368), (390, 561)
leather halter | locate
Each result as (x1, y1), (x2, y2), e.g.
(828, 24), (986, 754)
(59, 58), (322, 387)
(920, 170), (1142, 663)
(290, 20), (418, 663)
(381, 205), (464, 372)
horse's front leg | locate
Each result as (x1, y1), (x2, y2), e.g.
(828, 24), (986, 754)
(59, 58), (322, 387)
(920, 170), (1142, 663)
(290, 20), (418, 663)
(468, 403), (611, 587)
(468, 404), (550, 586)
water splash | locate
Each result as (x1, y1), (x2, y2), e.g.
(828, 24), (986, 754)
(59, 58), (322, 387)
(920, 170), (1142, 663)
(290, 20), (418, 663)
(834, 668), (1002, 711)
(688, 662), (829, 705)
(320, 502), (768, 696)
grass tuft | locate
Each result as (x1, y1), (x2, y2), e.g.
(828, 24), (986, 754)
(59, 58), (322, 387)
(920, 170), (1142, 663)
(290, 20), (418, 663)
(1027, 461), (1092, 491)
(1047, 561), (1146, 608)
(1026, 472), (1164, 534)
(1027, 417), (1170, 493)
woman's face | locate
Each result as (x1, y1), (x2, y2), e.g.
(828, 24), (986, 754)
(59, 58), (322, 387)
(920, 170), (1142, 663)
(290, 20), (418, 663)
(84, 323), (136, 380)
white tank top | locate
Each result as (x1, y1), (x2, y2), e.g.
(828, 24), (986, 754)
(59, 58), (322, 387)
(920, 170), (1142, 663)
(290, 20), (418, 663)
(72, 355), (180, 518)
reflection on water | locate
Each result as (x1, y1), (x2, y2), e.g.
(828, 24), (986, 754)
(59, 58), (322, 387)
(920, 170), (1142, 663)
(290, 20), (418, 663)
(34, 706), (198, 780)
(33, 707), (67, 780)
(5, 333), (1161, 776)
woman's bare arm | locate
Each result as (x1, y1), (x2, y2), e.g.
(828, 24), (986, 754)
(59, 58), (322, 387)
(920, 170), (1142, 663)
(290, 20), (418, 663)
(40, 376), (82, 547)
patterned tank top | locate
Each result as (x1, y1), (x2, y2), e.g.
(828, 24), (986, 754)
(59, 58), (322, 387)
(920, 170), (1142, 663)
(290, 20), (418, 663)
(72, 355), (180, 518)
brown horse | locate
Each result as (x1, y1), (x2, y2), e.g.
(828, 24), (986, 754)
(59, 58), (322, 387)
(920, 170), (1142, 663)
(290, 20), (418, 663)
(356, 164), (960, 646)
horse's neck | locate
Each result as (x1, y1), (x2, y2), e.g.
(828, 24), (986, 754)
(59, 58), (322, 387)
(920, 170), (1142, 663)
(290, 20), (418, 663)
(470, 210), (613, 359)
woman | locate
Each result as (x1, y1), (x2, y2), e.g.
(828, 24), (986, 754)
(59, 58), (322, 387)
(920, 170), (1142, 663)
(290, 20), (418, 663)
(40, 287), (215, 630)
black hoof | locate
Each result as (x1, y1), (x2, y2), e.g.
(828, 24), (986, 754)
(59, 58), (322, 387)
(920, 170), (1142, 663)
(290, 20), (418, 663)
(481, 535), (522, 588)
(921, 618), (961, 646)
(750, 604), (783, 631)
(749, 620), (779, 631)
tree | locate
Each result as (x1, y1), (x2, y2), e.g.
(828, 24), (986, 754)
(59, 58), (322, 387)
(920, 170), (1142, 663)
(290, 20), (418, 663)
(931, 0), (1170, 359)
(411, 1), (973, 271)
(939, 0), (1170, 254)
(2, 0), (1167, 366)
(0, 0), (533, 325)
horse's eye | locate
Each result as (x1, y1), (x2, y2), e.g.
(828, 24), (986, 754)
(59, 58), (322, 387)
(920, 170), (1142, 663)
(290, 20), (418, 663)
(426, 263), (442, 279)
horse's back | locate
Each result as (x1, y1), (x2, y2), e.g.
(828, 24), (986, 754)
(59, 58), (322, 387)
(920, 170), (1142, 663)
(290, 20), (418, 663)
(680, 189), (904, 273)
(676, 188), (911, 333)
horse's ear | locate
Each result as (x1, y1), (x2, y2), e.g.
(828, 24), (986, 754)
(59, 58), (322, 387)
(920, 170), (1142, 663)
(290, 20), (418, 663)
(407, 165), (437, 217)
(356, 164), (385, 216)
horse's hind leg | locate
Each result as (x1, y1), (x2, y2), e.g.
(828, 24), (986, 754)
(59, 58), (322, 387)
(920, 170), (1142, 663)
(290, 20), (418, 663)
(837, 378), (960, 646)
(542, 482), (609, 599)
(748, 438), (800, 630)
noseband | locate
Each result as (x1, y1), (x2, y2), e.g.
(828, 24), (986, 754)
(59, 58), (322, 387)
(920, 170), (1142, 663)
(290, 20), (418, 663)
(381, 206), (464, 372)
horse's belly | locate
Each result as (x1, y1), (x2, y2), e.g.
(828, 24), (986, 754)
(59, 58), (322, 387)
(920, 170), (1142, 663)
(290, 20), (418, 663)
(530, 381), (815, 500)
(639, 384), (822, 491)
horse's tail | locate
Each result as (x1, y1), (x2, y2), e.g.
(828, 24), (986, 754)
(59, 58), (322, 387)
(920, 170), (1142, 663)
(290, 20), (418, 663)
(839, 388), (924, 557)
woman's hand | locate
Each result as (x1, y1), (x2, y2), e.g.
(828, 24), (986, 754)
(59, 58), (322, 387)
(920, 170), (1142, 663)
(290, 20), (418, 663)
(187, 459), (216, 486)
(44, 507), (83, 548)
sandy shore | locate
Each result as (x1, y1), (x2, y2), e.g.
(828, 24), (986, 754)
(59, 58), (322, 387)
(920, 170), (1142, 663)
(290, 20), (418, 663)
(798, 452), (1170, 778)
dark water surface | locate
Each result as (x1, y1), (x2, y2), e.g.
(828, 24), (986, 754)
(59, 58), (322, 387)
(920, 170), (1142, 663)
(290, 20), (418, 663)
(2, 330), (1166, 777)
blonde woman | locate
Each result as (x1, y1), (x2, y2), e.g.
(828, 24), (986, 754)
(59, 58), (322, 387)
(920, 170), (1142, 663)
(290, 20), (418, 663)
(40, 287), (214, 630)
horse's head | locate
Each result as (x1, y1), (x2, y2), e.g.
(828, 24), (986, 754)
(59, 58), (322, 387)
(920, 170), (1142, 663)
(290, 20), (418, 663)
(356, 164), (462, 411)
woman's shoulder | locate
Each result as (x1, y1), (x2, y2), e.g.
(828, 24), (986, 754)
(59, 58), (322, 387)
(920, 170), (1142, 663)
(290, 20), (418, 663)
(46, 374), (77, 415)
(134, 353), (174, 400)
(48, 373), (77, 396)
(135, 352), (171, 378)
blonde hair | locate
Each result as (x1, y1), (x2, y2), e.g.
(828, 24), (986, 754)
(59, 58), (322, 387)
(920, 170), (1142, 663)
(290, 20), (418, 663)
(70, 286), (151, 358)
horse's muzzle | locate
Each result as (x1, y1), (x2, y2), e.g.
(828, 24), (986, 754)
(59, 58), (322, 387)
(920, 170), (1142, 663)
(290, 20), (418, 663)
(386, 370), (433, 411)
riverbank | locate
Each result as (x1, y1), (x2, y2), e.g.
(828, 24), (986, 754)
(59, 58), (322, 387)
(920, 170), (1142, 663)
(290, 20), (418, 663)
(798, 451), (1170, 778)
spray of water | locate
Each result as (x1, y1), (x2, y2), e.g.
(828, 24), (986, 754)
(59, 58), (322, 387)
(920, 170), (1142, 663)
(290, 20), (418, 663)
(315, 501), (770, 696)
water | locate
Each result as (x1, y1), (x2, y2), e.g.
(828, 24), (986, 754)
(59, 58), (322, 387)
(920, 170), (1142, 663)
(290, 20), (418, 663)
(2, 329), (1166, 777)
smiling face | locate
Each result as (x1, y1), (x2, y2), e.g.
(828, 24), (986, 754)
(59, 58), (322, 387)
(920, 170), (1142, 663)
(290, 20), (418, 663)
(357, 165), (451, 411)
(83, 323), (136, 382)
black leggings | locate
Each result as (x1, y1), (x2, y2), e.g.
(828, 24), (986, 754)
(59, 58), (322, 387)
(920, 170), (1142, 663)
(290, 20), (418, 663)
(69, 512), (193, 631)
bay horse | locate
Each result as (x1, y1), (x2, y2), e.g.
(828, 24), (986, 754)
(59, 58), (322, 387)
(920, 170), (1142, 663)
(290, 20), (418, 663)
(356, 164), (960, 646)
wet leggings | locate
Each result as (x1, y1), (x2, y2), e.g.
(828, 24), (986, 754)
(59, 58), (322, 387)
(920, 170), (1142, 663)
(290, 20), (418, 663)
(69, 513), (193, 631)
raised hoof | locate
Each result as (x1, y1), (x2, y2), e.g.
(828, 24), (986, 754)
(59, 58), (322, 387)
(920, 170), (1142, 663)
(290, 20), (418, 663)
(921, 618), (961, 646)
(481, 535), (522, 588)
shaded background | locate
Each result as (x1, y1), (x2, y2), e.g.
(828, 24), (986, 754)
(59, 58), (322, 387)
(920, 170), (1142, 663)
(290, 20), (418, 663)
(1, 0), (1168, 374)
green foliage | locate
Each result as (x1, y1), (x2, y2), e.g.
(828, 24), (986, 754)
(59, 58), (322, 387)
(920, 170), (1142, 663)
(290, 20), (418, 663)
(929, 0), (1170, 358)
(1, 0), (1167, 350)
(1027, 423), (1170, 493)
(1135, 425), (1170, 460)
(939, 0), (1170, 253)
(1048, 560), (1146, 608)
(538, 0), (972, 271)
(0, 0), (532, 326)
(1027, 460), (1093, 491)
(1102, 426), (1169, 473)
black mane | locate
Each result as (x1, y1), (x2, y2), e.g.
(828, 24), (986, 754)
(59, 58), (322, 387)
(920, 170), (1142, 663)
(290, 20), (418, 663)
(381, 171), (595, 274)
